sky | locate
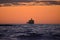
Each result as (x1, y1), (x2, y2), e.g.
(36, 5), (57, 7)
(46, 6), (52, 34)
(0, 5), (60, 24)
(0, 0), (60, 24)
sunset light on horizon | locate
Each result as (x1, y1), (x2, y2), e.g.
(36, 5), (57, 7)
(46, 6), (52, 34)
(0, 5), (60, 24)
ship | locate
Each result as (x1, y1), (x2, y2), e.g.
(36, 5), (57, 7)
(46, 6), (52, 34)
(27, 18), (34, 24)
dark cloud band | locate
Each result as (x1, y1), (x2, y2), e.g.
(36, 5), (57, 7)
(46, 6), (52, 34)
(0, 0), (60, 7)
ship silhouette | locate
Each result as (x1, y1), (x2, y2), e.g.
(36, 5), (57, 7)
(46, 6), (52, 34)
(27, 18), (34, 24)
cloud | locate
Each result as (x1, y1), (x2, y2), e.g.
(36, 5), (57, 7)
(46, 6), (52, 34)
(48, 1), (60, 5)
(0, 0), (60, 3)
(0, 0), (32, 3)
(0, 0), (60, 7)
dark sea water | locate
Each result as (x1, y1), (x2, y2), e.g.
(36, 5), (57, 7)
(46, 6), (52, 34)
(0, 24), (60, 40)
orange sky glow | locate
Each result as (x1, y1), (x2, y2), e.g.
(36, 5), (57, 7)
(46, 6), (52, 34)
(0, 5), (60, 24)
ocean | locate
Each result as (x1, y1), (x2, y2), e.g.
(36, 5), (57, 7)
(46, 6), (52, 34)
(0, 24), (60, 40)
